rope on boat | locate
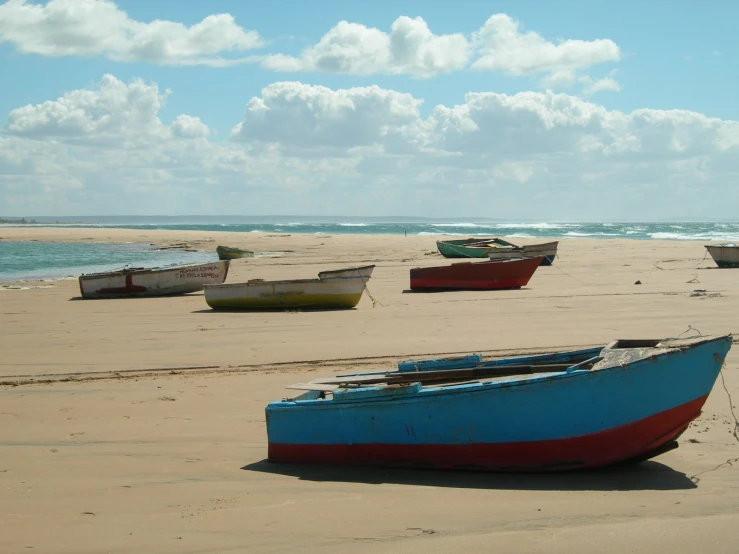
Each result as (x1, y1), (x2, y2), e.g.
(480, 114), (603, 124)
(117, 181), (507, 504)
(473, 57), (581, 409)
(106, 263), (135, 272)
(676, 325), (703, 339)
(695, 249), (710, 268)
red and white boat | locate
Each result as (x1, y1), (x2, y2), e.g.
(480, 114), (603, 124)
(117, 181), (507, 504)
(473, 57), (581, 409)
(78, 260), (230, 299)
(410, 257), (542, 291)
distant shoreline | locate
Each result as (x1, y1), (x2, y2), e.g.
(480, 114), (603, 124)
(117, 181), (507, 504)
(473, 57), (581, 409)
(0, 217), (39, 224)
(2, 215), (739, 225)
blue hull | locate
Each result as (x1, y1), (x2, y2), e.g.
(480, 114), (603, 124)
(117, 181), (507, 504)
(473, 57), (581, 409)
(266, 335), (732, 471)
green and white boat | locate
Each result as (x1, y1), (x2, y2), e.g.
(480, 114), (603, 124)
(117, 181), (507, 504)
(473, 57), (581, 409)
(216, 245), (254, 260)
(436, 238), (558, 266)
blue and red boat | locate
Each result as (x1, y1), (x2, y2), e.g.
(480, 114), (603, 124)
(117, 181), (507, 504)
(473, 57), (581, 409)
(265, 334), (732, 472)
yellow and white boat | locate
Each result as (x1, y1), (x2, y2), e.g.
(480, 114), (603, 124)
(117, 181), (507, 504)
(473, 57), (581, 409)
(203, 265), (375, 310)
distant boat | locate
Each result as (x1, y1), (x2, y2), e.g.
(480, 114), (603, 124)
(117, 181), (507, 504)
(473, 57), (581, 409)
(204, 265), (375, 310)
(436, 238), (519, 259)
(217, 245), (254, 260)
(705, 244), (739, 268)
(410, 257), (542, 291)
(79, 260), (230, 299)
(437, 238), (558, 266)
(266, 334), (732, 472)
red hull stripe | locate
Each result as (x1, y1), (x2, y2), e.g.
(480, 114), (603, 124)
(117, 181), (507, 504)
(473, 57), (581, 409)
(410, 277), (528, 289)
(268, 395), (707, 472)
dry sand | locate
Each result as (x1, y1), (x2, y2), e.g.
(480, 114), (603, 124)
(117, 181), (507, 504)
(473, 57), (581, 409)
(1, 227), (738, 554)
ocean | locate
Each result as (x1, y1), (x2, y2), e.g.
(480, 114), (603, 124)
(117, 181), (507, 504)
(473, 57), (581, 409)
(0, 241), (216, 283)
(1, 220), (738, 282)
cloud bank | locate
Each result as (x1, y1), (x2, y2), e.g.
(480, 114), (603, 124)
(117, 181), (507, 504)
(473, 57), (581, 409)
(2, 76), (737, 218)
(0, 0), (263, 66)
(0, 1), (620, 88)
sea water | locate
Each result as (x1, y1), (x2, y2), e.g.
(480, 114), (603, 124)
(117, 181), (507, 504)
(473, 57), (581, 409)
(0, 241), (217, 282)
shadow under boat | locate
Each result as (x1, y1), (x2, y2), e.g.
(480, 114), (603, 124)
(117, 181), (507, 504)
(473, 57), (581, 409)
(241, 447), (696, 492)
(402, 287), (530, 294)
(190, 306), (360, 313)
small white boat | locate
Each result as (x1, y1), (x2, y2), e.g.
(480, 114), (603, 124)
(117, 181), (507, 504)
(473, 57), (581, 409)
(204, 265), (375, 310)
(79, 260), (230, 299)
(705, 244), (739, 268)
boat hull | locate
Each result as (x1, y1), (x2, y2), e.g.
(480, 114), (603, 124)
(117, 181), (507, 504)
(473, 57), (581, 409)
(204, 265), (375, 310)
(78, 260), (229, 299)
(266, 335), (732, 472)
(410, 257), (542, 290)
(705, 244), (739, 268)
(268, 395), (701, 471)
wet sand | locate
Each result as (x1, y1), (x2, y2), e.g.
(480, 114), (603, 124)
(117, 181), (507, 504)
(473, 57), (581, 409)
(1, 227), (738, 553)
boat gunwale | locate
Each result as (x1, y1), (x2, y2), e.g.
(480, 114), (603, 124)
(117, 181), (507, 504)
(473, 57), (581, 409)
(79, 260), (228, 280)
(520, 241), (559, 250)
(317, 264), (376, 276)
(271, 335), (732, 408)
(705, 244), (739, 249)
(217, 245), (253, 252)
(205, 278), (369, 290)
(437, 237), (517, 247)
(413, 257), (543, 271)
(205, 265), (375, 290)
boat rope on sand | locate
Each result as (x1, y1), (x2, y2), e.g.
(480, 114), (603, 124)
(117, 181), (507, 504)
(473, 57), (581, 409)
(690, 360), (739, 485)
(653, 251), (711, 272)
(361, 277), (384, 308)
(720, 367), (739, 444)
(550, 262), (590, 285)
(667, 323), (739, 484)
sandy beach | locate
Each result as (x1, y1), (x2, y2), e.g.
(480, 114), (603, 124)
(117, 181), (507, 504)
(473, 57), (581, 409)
(1, 227), (738, 554)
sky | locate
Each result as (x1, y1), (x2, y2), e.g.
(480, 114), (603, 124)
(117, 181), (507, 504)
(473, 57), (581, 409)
(0, 0), (737, 220)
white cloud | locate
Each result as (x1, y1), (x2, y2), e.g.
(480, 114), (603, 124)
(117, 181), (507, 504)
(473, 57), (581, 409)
(472, 14), (620, 76)
(260, 14), (620, 83)
(171, 115), (210, 139)
(261, 16), (470, 78)
(582, 77), (621, 95)
(0, 4), (621, 85)
(0, 0), (262, 66)
(231, 81), (422, 150)
(2, 77), (738, 219)
(580, 71), (622, 95)
(228, 82), (738, 217)
(0, 136), (85, 204)
(540, 70), (579, 90)
(470, 14), (621, 91)
(4, 74), (209, 144)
